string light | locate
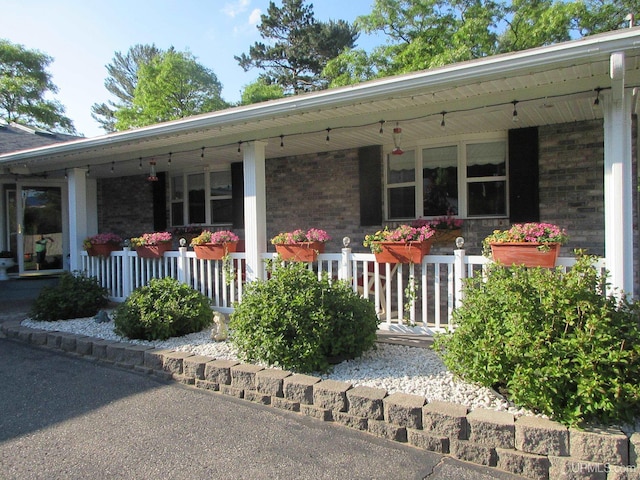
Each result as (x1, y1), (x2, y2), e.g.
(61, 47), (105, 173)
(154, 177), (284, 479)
(168, 152), (172, 166)
(280, 134), (284, 149)
(86, 164), (91, 176)
(201, 147), (205, 160)
(111, 161), (115, 173)
(45, 86), (618, 180)
(64, 169), (68, 179)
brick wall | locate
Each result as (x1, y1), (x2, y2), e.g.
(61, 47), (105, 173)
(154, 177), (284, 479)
(266, 149), (374, 252)
(97, 175), (156, 239)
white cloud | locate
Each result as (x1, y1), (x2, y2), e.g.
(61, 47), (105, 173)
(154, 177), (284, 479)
(222, 0), (251, 18)
(248, 8), (262, 25)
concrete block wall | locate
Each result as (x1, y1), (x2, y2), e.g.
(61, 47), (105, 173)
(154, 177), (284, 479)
(4, 323), (639, 480)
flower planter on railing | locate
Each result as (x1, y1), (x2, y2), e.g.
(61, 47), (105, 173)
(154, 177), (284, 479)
(87, 244), (120, 258)
(193, 242), (238, 260)
(275, 241), (325, 262)
(489, 242), (560, 268)
(135, 243), (172, 259)
(373, 241), (431, 264)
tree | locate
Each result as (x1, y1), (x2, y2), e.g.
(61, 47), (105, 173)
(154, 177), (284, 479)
(91, 44), (162, 133)
(324, 0), (635, 88)
(114, 50), (228, 130)
(235, 0), (358, 94)
(239, 79), (285, 105)
(0, 39), (75, 133)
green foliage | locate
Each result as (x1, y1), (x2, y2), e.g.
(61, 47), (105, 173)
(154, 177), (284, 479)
(113, 277), (213, 340)
(230, 261), (379, 373)
(30, 271), (109, 321)
(0, 39), (75, 133)
(326, 0), (633, 87)
(114, 50), (228, 130)
(91, 44), (162, 133)
(239, 79), (285, 106)
(433, 254), (640, 427)
(234, 0), (358, 94)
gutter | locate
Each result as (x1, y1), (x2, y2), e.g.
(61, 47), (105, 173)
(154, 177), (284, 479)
(2, 28), (640, 164)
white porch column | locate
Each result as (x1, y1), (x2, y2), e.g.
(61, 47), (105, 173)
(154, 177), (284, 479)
(68, 168), (96, 271)
(243, 141), (268, 282)
(603, 51), (634, 296)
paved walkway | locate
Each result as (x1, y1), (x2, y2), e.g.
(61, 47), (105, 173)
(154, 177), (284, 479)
(0, 275), (434, 348)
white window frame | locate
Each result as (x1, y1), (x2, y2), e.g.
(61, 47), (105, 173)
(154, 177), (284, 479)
(169, 168), (233, 227)
(384, 131), (508, 220)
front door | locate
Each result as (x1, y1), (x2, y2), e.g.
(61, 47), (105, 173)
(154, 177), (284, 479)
(14, 184), (66, 275)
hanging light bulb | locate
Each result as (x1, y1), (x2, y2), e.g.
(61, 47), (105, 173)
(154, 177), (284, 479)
(168, 152), (172, 166)
(325, 128), (331, 144)
(64, 169), (68, 179)
(512, 100), (519, 122)
(139, 157), (142, 170)
(378, 120), (385, 136)
(280, 134), (284, 149)
(86, 164), (91, 176)
(392, 123), (404, 155)
(148, 160), (158, 182)
(201, 147), (205, 160)
(440, 112), (447, 129)
(594, 87), (601, 106)
(237, 141), (242, 155)
(111, 161), (115, 173)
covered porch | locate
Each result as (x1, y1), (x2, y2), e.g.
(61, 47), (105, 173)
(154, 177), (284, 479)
(0, 28), (638, 314)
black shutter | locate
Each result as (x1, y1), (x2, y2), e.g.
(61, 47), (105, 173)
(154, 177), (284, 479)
(359, 145), (383, 226)
(231, 162), (244, 229)
(152, 172), (167, 231)
(508, 127), (539, 223)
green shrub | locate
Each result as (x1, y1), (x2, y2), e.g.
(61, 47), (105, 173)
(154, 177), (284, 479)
(230, 261), (379, 373)
(113, 277), (213, 340)
(433, 253), (640, 427)
(30, 271), (109, 321)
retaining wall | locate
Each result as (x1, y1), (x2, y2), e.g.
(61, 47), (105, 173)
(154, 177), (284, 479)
(3, 323), (639, 480)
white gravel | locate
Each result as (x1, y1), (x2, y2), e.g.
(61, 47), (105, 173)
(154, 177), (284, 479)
(21, 313), (534, 417)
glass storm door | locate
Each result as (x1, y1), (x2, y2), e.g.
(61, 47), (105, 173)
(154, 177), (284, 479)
(17, 185), (64, 274)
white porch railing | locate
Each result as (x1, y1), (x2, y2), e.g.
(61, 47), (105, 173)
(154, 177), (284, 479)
(81, 247), (601, 335)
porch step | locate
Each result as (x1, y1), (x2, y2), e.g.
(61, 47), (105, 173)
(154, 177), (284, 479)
(375, 332), (433, 349)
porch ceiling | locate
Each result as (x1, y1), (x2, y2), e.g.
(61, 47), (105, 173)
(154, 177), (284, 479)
(2, 28), (640, 179)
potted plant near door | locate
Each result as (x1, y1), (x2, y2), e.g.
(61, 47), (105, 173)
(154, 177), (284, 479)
(0, 251), (15, 281)
(83, 233), (123, 257)
(363, 224), (435, 263)
(483, 222), (568, 268)
(271, 228), (331, 262)
(190, 230), (240, 260)
(130, 231), (173, 259)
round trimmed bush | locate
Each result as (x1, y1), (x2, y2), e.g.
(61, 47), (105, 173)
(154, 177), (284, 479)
(433, 253), (640, 427)
(113, 277), (213, 340)
(230, 261), (379, 373)
(30, 271), (109, 321)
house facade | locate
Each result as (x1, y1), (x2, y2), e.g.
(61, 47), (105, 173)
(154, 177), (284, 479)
(0, 28), (638, 297)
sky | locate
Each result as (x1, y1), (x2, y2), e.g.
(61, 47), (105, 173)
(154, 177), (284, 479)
(3, 0), (383, 138)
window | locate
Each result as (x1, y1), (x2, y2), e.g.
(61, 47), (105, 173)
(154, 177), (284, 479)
(385, 136), (507, 220)
(170, 169), (234, 226)
(386, 150), (415, 219)
(466, 141), (506, 216)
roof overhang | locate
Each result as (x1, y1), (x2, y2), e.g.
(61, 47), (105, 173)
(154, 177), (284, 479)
(2, 27), (640, 179)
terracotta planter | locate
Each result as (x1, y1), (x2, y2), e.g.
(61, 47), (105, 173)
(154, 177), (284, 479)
(490, 242), (560, 268)
(275, 242), (325, 262)
(136, 242), (172, 259)
(431, 229), (462, 246)
(86, 243), (120, 257)
(374, 241), (431, 264)
(193, 241), (238, 260)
